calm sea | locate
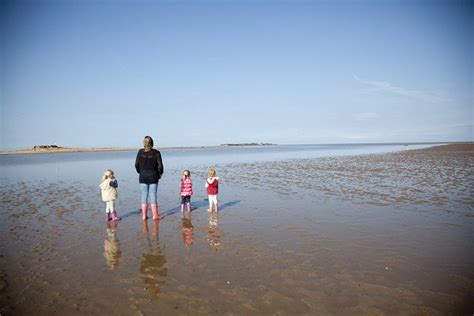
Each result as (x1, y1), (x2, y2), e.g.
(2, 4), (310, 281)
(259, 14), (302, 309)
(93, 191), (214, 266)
(0, 143), (439, 182)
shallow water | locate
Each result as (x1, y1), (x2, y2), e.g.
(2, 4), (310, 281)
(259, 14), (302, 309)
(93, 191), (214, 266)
(0, 144), (473, 315)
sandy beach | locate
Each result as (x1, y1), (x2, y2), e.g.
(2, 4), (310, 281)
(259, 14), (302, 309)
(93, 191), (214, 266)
(0, 144), (472, 315)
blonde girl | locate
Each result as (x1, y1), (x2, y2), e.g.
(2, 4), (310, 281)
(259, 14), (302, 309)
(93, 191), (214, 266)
(99, 169), (119, 221)
(205, 169), (219, 212)
(180, 169), (193, 217)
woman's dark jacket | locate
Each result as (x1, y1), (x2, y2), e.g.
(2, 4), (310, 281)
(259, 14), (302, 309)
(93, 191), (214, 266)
(135, 149), (164, 184)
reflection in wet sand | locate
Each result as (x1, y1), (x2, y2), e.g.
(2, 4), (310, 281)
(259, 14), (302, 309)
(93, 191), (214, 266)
(103, 221), (121, 270)
(140, 220), (167, 299)
(207, 212), (221, 251)
(181, 217), (194, 249)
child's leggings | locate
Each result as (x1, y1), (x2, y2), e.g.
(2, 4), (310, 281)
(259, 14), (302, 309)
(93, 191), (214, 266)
(208, 195), (217, 205)
(106, 200), (115, 212)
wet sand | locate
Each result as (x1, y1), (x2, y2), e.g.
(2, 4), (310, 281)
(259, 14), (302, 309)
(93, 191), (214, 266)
(0, 144), (473, 315)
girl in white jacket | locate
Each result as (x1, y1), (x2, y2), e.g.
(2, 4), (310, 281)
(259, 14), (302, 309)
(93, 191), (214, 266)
(100, 169), (120, 221)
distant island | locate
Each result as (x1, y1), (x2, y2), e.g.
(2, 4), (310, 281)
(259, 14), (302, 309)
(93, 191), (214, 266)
(33, 145), (62, 151)
(219, 142), (275, 147)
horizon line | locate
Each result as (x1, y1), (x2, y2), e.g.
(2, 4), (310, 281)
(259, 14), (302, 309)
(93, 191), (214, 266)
(2, 140), (474, 154)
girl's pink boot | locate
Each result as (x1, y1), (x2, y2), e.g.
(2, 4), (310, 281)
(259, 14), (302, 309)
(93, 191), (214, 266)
(151, 204), (163, 220)
(111, 211), (120, 221)
(141, 203), (148, 220)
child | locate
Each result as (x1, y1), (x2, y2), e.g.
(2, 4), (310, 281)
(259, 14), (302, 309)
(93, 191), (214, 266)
(99, 169), (120, 221)
(180, 169), (193, 217)
(205, 168), (219, 212)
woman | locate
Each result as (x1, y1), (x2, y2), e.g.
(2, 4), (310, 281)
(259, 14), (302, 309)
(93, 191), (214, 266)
(135, 136), (164, 220)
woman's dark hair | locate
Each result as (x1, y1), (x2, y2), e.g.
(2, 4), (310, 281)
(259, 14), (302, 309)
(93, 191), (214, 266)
(143, 136), (154, 152)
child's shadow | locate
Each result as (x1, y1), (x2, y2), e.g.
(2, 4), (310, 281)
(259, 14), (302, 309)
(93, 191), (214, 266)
(161, 198), (241, 218)
(120, 209), (141, 220)
(119, 199), (241, 220)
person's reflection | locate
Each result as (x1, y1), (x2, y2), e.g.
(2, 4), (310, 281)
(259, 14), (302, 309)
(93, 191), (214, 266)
(181, 217), (194, 249)
(104, 221), (121, 269)
(207, 212), (221, 251)
(140, 220), (167, 298)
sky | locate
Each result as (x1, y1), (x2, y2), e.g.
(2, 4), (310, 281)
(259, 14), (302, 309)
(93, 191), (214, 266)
(1, 0), (472, 150)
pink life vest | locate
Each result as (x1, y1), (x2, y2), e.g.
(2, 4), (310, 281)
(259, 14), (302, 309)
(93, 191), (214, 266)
(180, 177), (193, 196)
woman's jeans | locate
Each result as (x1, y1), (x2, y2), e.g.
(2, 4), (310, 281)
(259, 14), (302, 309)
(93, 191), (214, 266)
(141, 182), (158, 204)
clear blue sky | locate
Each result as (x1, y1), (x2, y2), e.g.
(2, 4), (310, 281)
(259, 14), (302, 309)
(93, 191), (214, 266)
(1, 0), (472, 150)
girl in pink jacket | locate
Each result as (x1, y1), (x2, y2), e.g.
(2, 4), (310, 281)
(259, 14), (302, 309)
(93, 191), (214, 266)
(180, 169), (193, 217)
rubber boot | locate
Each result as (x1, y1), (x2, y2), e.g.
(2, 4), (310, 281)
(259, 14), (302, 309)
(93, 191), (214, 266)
(151, 203), (163, 220)
(180, 204), (184, 218)
(106, 212), (111, 221)
(141, 203), (148, 220)
(111, 211), (120, 221)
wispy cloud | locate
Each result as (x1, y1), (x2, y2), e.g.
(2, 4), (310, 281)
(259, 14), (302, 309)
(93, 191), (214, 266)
(354, 112), (378, 121)
(353, 74), (450, 103)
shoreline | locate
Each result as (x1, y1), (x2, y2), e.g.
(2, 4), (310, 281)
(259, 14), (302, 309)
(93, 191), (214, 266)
(0, 147), (137, 155)
(0, 142), (472, 156)
(0, 146), (212, 156)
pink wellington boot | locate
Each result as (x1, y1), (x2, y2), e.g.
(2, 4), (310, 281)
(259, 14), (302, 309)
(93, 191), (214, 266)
(151, 203), (163, 220)
(111, 211), (120, 221)
(142, 203), (148, 220)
